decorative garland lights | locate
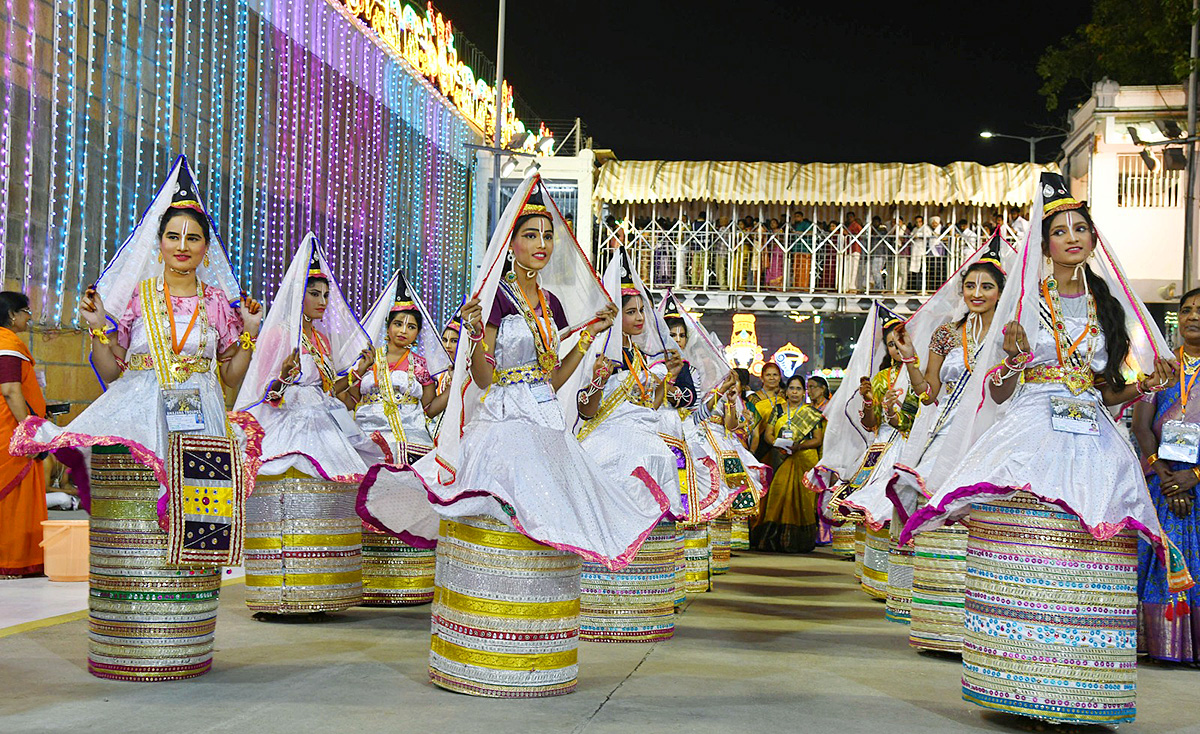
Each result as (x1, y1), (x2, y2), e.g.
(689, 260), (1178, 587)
(1, 0), (517, 324)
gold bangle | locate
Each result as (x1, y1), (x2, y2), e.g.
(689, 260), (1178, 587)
(1147, 453), (1159, 466)
(89, 327), (110, 345)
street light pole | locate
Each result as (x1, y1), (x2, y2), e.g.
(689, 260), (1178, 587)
(490, 0), (506, 235)
(979, 131), (1066, 164)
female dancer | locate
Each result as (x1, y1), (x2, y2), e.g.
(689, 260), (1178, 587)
(752, 374), (825, 553)
(235, 234), (375, 619)
(361, 179), (668, 697)
(889, 233), (1007, 651)
(0, 292), (46, 578)
(805, 304), (894, 559)
(835, 313), (919, 601)
(574, 251), (691, 640)
(349, 271), (450, 605)
(904, 173), (1179, 725)
(13, 157), (262, 681)
(1132, 286), (1200, 663)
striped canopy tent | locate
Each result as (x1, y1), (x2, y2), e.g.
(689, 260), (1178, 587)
(593, 160), (1058, 207)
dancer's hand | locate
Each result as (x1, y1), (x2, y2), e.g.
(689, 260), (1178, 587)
(587, 304), (618, 336)
(239, 294), (263, 337)
(460, 297), (483, 337)
(1001, 321), (1028, 358)
(80, 288), (107, 329)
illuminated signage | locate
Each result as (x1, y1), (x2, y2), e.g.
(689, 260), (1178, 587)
(332, 0), (551, 151)
(725, 314), (765, 374)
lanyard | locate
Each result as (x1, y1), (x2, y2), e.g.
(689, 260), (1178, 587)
(1041, 280), (1088, 366)
(162, 280), (202, 354)
(623, 346), (652, 402)
(513, 282), (554, 359)
(1180, 347), (1200, 411)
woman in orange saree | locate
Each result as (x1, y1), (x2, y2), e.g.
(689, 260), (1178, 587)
(0, 291), (47, 577)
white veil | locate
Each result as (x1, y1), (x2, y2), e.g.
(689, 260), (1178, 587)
(432, 173), (612, 485)
(659, 291), (730, 394)
(908, 175), (1170, 504)
(893, 230), (1019, 469)
(95, 155), (242, 327)
(361, 269), (452, 378)
(234, 233), (370, 410)
(601, 246), (674, 365)
(808, 302), (891, 488)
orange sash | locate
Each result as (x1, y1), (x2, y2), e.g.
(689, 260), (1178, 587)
(0, 327), (46, 499)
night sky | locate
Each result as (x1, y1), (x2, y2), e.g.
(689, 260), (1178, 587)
(433, 0), (1094, 165)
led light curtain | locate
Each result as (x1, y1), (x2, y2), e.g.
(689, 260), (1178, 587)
(0, 0), (477, 326)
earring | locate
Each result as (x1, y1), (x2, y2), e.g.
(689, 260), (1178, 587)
(157, 252), (163, 263)
(507, 250), (514, 264)
(203, 252), (210, 267)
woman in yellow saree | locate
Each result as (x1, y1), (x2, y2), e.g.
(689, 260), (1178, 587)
(752, 374), (825, 552)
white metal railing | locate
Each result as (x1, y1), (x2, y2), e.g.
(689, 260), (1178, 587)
(596, 203), (1021, 297)
(1117, 153), (1182, 208)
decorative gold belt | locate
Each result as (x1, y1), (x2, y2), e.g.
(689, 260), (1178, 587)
(361, 392), (419, 406)
(493, 363), (551, 386)
(1022, 364), (1093, 394)
(126, 353), (214, 377)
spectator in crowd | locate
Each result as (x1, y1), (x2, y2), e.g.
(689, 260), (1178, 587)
(891, 215), (909, 293)
(765, 218), (784, 289)
(688, 211), (710, 288)
(958, 218), (979, 252)
(844, 212), (865, 292)
(1010, 206), (1029, 241)
(713, 216), (732, 289)
(907, 214), (932, 291)
(927, 215), (948, 286)
(0, 291), (46, 579)
(868, 216), (888, 291)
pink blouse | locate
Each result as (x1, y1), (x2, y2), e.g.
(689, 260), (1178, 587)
(117, 286), (243, 353)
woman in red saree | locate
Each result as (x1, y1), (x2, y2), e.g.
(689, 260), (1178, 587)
(0, 291), (47, 577)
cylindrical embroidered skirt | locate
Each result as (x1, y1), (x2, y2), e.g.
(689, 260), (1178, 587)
(681, 523), (712, 593)
(360, 526), (435, 606)
(673, 528), (687, 607)
(885, 513), (915, 625)
(831, 523), (856, 557)
(962, 494), (1138, 725)
(580, 519), (676, 642)
(429, 516), (581, 698)
(730, 517), (750, 550)
(909, 523), (968, 653)
(710, 517), (732, 575)
(244, 470), (363, 614)
(87, 445), (220, 682)
(853, 523), (866, 581)
(861, 524), (890, 600)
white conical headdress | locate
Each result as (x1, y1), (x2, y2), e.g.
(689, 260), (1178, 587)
(600, 246), (673, 364)
(234, 233), (370, 410)
(361, 269), (452, 377)
(433, 173), (612, 485)
(658, 291), (730, 395)
(95, 155), (241, 325)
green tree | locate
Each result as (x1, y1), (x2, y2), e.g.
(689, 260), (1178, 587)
(1038, 0), (1195, 110)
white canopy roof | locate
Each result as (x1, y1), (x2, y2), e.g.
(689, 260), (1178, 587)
(594, 160), (1059, 207)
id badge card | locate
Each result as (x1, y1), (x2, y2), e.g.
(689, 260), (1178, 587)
(529, 381), (556, 404)
(781, 428), (794, 440)
(1159, 419), (1200, 463)
(1049, 395), (1100, 436)
(163, 388), (205, 432)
